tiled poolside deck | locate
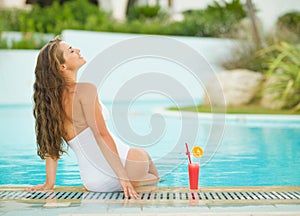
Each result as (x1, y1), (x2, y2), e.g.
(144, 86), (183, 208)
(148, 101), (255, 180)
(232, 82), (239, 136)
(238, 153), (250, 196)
(0, 186), (299, 215)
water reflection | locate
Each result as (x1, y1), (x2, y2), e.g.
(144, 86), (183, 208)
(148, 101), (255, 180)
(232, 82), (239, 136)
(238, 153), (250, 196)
(0, 103), (299, 187)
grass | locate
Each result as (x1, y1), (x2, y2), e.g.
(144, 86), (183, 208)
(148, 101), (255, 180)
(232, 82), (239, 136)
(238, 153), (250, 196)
(169, 104), (300, 115)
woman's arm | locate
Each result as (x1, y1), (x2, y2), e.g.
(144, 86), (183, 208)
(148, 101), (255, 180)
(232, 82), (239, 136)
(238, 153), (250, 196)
(94, 99), (138, 198)
(26, 157), (57, 191)
(79, 83), (138, 199)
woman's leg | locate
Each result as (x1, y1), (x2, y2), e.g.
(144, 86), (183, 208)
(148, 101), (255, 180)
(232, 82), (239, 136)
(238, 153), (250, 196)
(125, 148), (159, 186)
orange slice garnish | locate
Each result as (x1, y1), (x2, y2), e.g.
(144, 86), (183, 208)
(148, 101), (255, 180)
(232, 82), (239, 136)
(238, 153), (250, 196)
(192, 146), (204, 158)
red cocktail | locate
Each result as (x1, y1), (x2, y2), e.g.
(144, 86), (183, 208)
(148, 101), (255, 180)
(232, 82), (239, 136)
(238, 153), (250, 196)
(188, 163), (200, 190)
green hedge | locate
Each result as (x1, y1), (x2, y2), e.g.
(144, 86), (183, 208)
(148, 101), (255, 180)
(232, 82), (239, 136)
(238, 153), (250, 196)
(127, 5), (161, 21)
(0, 0), (248, 49)
(19, 0), (109, 34)
(0, 32), (54, 49)
(0, 0), (108, 35)
(0, 9), (25, 31)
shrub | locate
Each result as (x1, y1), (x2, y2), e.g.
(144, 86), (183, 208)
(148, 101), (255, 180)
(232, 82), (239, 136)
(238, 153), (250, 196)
(180, 0), (247, 37)
(275, 11), (300, 43)
(0, 33), (9, 49)
(258, 42), (300, 109)
(222, 41), (272, 72)
(117, 0), (247, 37)
(127, 5), (161, 21)
(10, 33), (50, 49)
(0, 9), (25, 32)
(0, 32), (52, 49)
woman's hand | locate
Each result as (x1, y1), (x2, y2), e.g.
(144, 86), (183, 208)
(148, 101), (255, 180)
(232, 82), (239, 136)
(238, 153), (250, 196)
(26, 182), (54, 191)
(119, 179), (139, 199)
(26, 157), (57, 191)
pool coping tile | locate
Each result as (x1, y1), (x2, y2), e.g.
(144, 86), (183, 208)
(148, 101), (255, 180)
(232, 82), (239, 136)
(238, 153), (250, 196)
(0, 186), (299, 216)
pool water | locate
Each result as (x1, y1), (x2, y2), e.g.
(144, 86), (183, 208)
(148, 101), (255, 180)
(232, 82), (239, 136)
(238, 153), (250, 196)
(0, 100), (299, 187)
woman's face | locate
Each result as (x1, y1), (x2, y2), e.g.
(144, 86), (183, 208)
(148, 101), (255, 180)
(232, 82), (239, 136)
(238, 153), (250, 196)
(59, 41), (86, 72)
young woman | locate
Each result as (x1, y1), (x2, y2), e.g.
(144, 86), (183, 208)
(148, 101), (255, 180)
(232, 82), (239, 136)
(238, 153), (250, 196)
(27, 37), (159, 198)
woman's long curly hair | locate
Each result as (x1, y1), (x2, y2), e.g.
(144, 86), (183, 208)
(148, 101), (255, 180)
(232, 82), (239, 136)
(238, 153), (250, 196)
(33, 37), (67, 160)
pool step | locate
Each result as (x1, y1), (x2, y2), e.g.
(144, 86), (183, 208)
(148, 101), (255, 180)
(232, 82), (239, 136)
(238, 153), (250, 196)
(0, 189), (300, 204)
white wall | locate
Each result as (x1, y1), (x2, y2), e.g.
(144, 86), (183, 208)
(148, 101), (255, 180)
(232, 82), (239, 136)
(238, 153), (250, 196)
(0, 50), (38, 105)
(0, 31), (236, 105)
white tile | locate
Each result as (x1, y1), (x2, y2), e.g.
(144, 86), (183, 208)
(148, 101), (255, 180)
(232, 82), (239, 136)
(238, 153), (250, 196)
(43, 202), (71, 208)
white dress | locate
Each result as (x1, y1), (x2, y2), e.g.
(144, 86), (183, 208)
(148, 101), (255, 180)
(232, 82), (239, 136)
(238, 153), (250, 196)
(68, 102), (130, 192)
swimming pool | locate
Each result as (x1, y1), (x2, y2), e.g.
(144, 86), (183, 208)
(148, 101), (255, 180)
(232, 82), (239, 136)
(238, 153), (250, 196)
(0, 100), (299, 188)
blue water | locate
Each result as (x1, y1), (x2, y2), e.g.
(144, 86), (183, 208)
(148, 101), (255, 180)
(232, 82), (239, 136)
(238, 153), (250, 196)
(0, 101), (299, 187)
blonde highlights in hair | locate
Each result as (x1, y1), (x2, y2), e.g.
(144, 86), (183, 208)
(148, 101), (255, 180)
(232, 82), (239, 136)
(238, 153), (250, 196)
(33, 37), (67, 160)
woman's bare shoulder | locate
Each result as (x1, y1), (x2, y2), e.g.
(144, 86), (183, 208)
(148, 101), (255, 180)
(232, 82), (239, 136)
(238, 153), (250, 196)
(75, 82), (97, 95)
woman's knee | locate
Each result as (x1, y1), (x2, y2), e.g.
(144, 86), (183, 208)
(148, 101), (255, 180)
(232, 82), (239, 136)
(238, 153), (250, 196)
(125, 148), (150, 180)
(126, 148), (149, 163)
